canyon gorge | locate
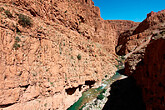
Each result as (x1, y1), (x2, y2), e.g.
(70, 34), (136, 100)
(0, 0), (164, 110)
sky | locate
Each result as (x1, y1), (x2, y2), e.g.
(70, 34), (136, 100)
(92, 0), (165, 22)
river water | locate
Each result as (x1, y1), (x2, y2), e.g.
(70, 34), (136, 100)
(67, 58), (125, 110)
(67, 72), (126, 110)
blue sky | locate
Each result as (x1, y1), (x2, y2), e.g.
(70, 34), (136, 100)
(92, 0), (165, 22)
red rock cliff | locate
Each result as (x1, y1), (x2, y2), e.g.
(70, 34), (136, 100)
(116, 10), (165, 73)
(0, 0), (138, 109)
(116, 9), (165, 110)
(133, 38), (165, 110)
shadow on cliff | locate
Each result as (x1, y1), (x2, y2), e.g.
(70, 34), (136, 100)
(103, 76), (146, 110)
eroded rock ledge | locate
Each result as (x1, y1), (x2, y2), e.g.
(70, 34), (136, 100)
(0, 0), (138, 109)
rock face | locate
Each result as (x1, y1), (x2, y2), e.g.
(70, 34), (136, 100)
(116, 9), (165, 74)
(116, 10), (165, 110)
(133, 38), (165, 110)
(117, 9), (165, 55)
(133, 10), (165, 34)
(0, 0), (138, 109)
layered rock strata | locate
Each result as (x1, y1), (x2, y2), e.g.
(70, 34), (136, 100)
(0, 0), (138, 109)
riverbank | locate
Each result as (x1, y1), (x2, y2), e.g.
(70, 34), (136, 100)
(67, 70), (127, 110)
(81, 75), (127, 110)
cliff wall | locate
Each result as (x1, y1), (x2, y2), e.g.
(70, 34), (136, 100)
(0, 0), (138, 109)
(116, 10), (165, 110)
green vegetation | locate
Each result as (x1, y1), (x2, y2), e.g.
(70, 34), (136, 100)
(12, 2), (16, 5)
(115, 64), (119, 69)
(120, 55), (125, 60)
(102, 89), (106, 93)
(15, 36), (21, 42)
(97, 88), (106, 100)
(17, 32), (21, 35)
(64, 10), (67, 13)
(0, 7), (4, 12)
(97, 93), (105, 100)
(13, 43), (20, 50)
(13, 36), (21, 50)
(46, 69), (49, 72)
(50, 82), (54, 87)
(77, 54), (81, 60)
(18, 14), (32, 27)
(44, 103), (47, 107)
(68, 73), (122, 110)
(4, 10), (12, 18)
(71, 55), (74, 59)
(59, 43), (62, 54)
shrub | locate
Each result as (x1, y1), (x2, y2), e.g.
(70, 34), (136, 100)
(13, 36), (21, 50)
(64, 10), (67, 13)
(102, 89), (107, 93)
(77, 54), (81, 60)
(115, 65), (119, 69)
(50, 82), (54, 87)
(17, 32), (21, 35)
(15, 36), (21, 42)
(97, 93), (105, 100)
(18, 14), (32, 27)
(71, 55), (74, 59)
(4, 10), (12, 18)
(120, 55), (125, 60)
(13, 43), (20, 50)
(0, 7), (4, 12)
(44, 103), (47, 107)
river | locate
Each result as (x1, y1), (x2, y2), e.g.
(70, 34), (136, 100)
(67, 57), (126, 110)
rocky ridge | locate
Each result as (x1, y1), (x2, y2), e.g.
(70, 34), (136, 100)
(133, 37), (165, 110)
(116, 9), (165, 74)
(116, 9), (165, 110)
(0, 0), (138, 109)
